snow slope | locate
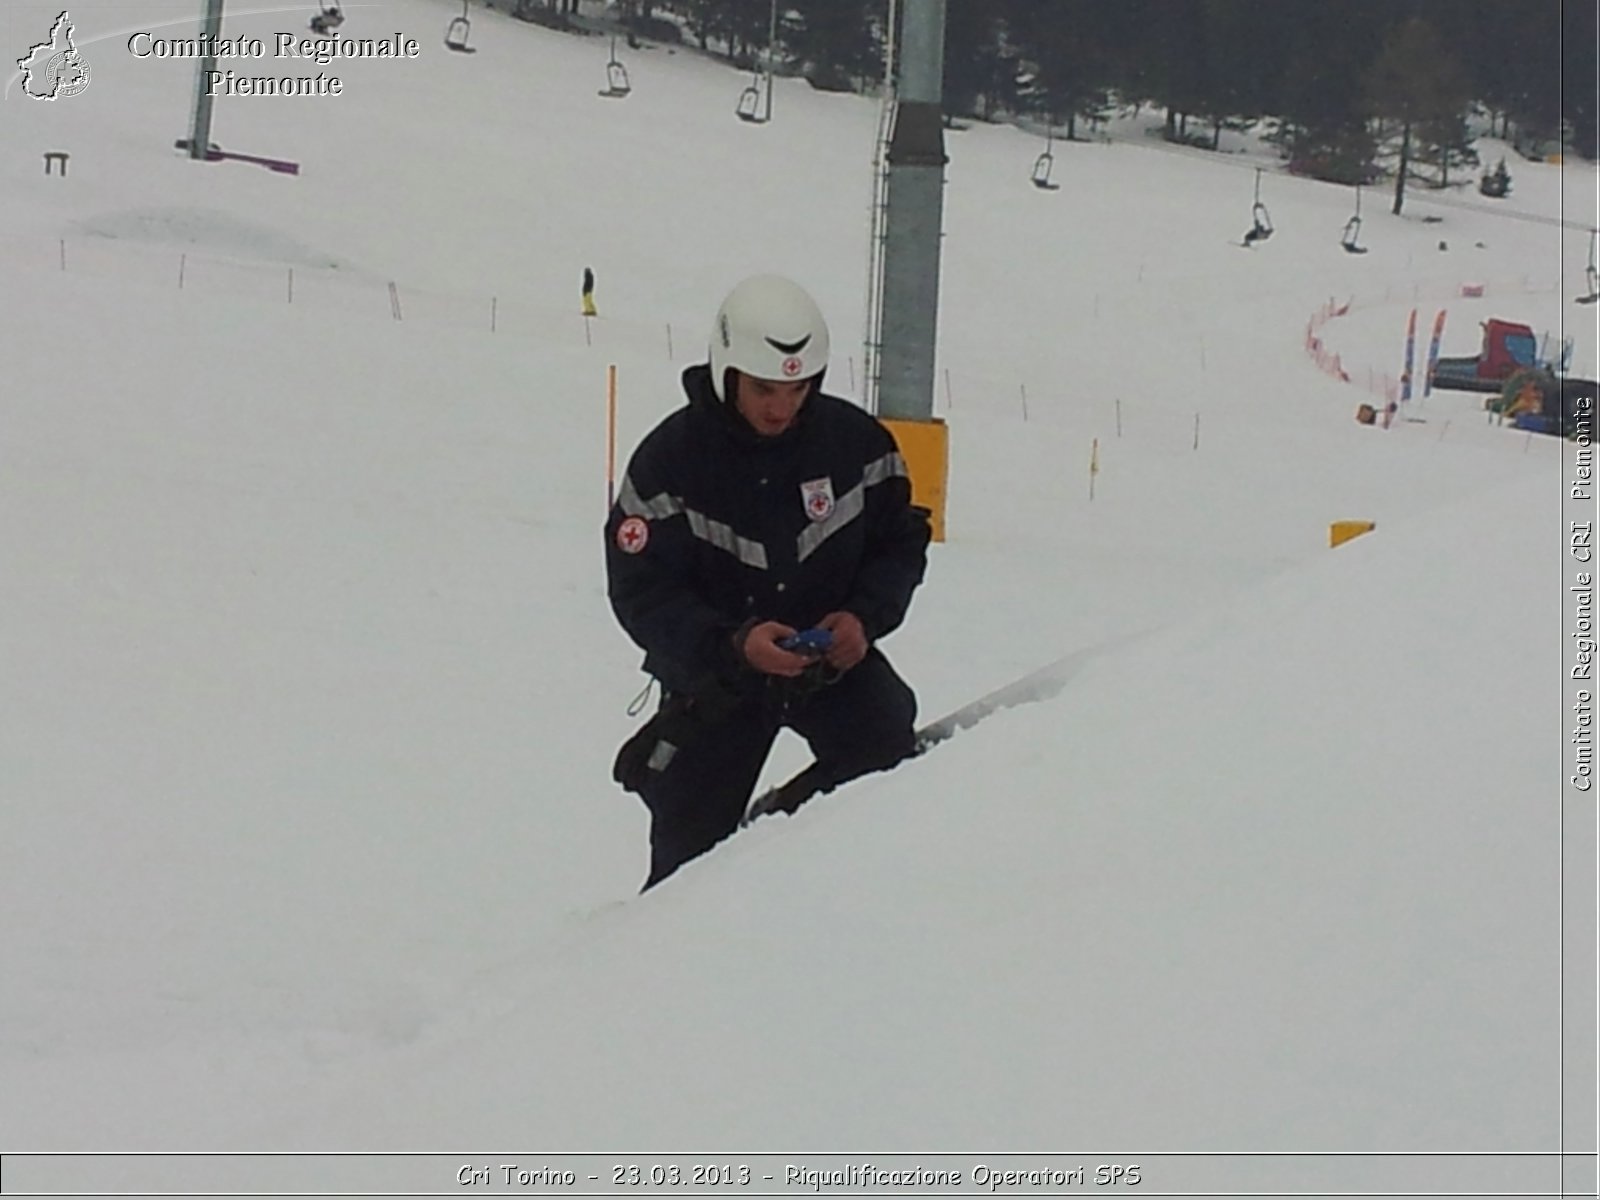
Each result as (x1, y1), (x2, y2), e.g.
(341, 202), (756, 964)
(1, 0), (1594, 1189)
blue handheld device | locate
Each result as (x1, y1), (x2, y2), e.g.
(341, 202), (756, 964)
(778, 628), (833, 657)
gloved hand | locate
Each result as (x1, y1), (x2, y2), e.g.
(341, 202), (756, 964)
(735, 619), (815, 678)
(815, 611), (868, 671)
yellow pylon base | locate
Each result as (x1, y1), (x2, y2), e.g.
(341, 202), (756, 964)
(881, 416), (949, 543)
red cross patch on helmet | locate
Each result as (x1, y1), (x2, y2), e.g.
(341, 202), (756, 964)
(781, 355), (804, 377)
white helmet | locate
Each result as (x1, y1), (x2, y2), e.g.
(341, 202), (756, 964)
(708, 275), (830, 402)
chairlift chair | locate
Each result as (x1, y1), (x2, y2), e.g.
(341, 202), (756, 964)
(1340, 184), (1368, 254)
(1340, 216), (1367, 253)
(1242, 204), (1273, 246)
(1579, 229), (1599, 304)
(1030, 130), (1060, 191)
(309, 2), (343, 35)
(598, 38), (631, 98)
(445, 2), (474, 53)
(737, 0), (778, 124)
(1031, 150), (1059, 190)
(1241, 167), (1273, 247)
(736, 75), (767, 123)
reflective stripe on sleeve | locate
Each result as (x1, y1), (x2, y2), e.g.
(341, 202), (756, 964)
(619, 474), (769, 570)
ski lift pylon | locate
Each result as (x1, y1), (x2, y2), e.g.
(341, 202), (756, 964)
(1242, 167), (1274, 247)
(1340, 183), (1368, 254)
(444, 0), (474, 53)
(1031, 128), (1060, 191)
(599, 37), (631, 98)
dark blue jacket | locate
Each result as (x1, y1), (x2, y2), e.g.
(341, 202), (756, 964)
(606, 365), (931, 697)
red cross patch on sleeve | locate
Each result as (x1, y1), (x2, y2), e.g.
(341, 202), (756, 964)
(616, 516), (650, 554)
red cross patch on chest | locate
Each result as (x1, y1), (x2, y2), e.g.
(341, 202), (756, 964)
(800, 476), (834, 522)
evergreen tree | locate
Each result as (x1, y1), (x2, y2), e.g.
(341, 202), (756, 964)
(939, 0), (986, 116)
(1193, 0), (1291, 147)
(673, 0), (773, 64)
(786, 0), (887, 92)
(942, 0), (1018, 119)
(647, 0), (1593, 164)
(1416, 109), (1479, 188)
(1008, 0), (1117, 138)
(1424, 0), (1515, 137)
(1563, 0), (1598, 160)
(1420, 0), (1560, 156)
(1273, 1), (1387, 182)
(1143, 0), (1211, 142)
(1365, 16), (1471, 214)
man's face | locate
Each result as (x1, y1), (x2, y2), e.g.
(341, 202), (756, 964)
(732, 372), (811, 437)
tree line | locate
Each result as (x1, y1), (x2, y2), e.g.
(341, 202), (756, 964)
(582, 0), (1594, 209)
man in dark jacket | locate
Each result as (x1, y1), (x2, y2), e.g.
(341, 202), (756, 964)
(606, 275), (931, 889)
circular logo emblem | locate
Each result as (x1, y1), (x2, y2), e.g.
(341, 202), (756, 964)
(615, 516), (649, 554)
(47, 53), (91, 98)
(781, 355), (804, 377)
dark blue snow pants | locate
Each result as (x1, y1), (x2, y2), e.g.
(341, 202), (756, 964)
(638, 649), (917, 890)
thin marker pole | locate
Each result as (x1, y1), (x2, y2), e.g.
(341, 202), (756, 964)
(606, 364), (618, 512)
